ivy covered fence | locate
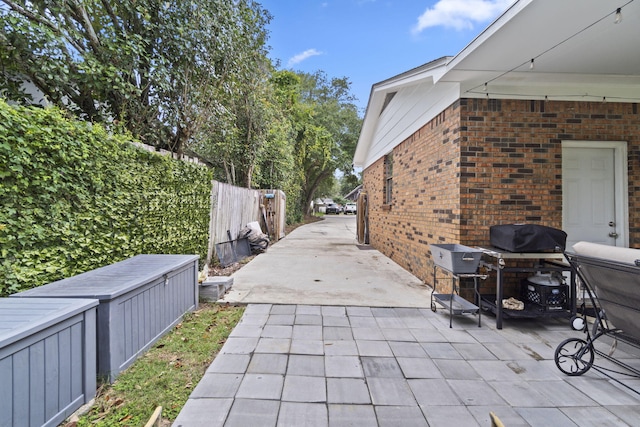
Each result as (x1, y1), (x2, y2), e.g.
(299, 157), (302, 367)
(0, 101), (213, 296)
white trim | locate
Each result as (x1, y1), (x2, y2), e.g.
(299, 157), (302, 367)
(355, 0), (640, 169)
(355, 82), (459, 170)
(561, 140), (629, 247)
(354, 59), (451, 169)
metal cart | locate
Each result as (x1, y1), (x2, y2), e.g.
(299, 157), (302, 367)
(430, 244), (486, 328)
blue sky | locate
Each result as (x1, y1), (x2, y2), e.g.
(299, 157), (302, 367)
(259, 0), (514, 114)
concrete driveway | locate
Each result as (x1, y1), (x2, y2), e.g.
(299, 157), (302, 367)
(219, 215), (431, 307)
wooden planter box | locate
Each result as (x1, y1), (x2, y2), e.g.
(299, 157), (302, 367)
(12, 254), (199, 382)
(0, 297), (98, 427)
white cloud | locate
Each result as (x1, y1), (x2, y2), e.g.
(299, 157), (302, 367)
(287, 49), (324, 67)
(412, 0), (514, 34)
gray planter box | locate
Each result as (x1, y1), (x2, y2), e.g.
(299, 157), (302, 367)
(0, 297), (98, 427)
(12, 254), (199, 382)
(199, 276), (233, 302)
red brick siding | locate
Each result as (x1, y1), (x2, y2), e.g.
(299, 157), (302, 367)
(365, 102), (463, 283)
(362, 98), (640, 294)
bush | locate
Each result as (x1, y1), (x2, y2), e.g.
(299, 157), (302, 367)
(0, 101), (213, 296)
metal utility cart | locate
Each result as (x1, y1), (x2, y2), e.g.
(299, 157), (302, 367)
(430, 244), (486, 328)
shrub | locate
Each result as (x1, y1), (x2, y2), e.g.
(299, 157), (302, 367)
(0, 101), (213, 296)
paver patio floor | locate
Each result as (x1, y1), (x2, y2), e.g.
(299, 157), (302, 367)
(173, 303), (640, 427)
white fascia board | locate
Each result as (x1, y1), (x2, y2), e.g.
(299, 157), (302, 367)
(354, 59), (450, 168)
(375, 57), (450, 87)
(375, 60), (448, 92)
(357, 82), (460, 171)
(354, 92), (384, 168)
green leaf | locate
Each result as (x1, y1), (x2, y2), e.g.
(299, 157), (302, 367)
(0, 101), (212, 296)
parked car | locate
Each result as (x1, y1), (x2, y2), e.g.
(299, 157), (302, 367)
(344, 203), (357, 214)
(325, 203), (340, 214)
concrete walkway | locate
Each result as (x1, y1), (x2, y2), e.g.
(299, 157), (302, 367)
(219, 215), (430, 307)
(173, 216), (640, 426)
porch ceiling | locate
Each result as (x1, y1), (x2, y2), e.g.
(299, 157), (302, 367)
(442, 0), (640, 101)
(354, 0), (640, 169)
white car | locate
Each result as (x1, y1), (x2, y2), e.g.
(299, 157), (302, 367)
(344, 203), (357, 214)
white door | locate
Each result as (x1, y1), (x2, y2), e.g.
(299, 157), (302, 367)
(562, 145), (623, 249)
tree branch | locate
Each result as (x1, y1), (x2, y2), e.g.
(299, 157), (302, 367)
(67, 1), (101, 53)
(2, 0), (86, 54)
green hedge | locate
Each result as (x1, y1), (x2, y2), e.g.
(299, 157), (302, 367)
(0, 101), (213, 296)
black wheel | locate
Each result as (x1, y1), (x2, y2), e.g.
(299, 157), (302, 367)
(554, 338), (594, 376)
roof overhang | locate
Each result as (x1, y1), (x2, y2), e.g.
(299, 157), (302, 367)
(354, 57), (451, 168)
(354, 0), (640, 169)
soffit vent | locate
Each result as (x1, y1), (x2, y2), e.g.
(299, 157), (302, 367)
(380, 92), (397, 115)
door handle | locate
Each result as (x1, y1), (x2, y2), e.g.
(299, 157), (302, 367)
(609, 232), (619, 238)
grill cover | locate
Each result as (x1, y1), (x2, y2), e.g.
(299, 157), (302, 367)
(490, 224), (567, 253)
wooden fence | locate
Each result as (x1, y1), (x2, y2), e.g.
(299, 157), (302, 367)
(206, 182), (285, 267)
(128, 143), (286, 267)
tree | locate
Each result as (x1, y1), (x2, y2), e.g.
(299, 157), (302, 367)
(254, 71), (303, 221)
(0, 0), (271, 154)
(340, 172), (361, 197)
(0, 1), (362, 224)
(193, 55), (274, 188)
(295, 71), (362, 215)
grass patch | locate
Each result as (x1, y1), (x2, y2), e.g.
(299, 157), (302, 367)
(73, 303), (245, 426)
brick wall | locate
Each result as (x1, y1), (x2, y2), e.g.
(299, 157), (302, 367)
(362, 98), (640, 295)
(365, 102), (463, 284)
(460, 99), (640, 247)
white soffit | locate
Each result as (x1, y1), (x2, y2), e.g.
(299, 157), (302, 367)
(357, 80), (459, 170)
(355, 0), (640, 169)
(442, 0), (640, 101)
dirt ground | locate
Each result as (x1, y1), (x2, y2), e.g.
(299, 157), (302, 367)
(208, 215), (323, 277)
